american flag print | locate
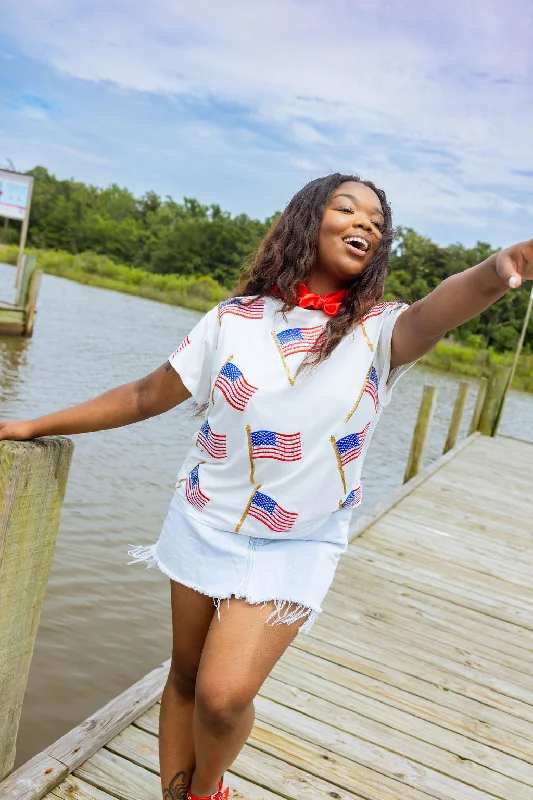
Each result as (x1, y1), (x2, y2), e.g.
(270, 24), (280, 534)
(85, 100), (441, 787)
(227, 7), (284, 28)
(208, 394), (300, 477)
(185, 464), (210, 511)
(274, 325), (325, 358)
(196, 420), (227, 459)
(342, 486), (362, 508)
(248, 490), (298, 533)
(214, 361), (258, 411)
(362, 302), (397, 323)
(364, 366), (379, 412)
(335, 422), (372, 467)
(170, 336), (190, 358)
(219, 297), (264, 322)
(250, 429), (302, 462)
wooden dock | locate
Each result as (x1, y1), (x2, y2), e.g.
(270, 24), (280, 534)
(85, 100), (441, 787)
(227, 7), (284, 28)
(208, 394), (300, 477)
(0, 255), (41, 336)
(3, 431), (533, 800)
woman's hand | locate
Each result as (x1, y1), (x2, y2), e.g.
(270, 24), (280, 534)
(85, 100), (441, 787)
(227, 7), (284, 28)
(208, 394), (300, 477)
(495, 239), (533, 289)
(0, 420), (35, 441)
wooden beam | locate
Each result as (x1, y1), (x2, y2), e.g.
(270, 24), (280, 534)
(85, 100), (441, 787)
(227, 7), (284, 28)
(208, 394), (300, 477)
(0, 438), (74, 782)
(403, 385), (437, 483)
(443, 380), (469, 454)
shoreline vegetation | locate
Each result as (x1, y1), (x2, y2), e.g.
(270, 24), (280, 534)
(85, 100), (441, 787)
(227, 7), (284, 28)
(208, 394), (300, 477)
(2, 243), (532, 393)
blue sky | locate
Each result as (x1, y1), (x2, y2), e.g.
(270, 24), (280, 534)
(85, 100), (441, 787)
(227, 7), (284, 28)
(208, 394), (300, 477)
(1, 0), (532, 248)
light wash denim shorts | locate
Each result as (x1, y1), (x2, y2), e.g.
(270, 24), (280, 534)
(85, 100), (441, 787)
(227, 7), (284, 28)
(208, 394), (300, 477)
(128, 493), (351, 634)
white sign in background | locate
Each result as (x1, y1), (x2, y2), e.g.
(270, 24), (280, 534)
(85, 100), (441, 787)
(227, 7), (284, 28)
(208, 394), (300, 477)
(0, 170), (32, 221)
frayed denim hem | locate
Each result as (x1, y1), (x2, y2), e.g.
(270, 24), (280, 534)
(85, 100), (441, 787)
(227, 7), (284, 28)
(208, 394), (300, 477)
(127, 543), (319, 634)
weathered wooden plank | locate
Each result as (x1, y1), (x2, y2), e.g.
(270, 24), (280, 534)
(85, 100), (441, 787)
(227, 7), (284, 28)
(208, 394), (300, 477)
(256, 686), (533, 798)
(309, 612), (533, 710)
(49, 775), (118, 800)
(0, 753), (68, 800)
(329, 568), (533, 652)
(297, 624), (533, 724)
(293, 631), (533, 743)
(325, 582), (533, 662)
(279, 647), (533, 756)
(320, 595), (533, 684)
(340, 547), (533, 629)
(266, 665), (533, 782)
(74, 748), (161, 800)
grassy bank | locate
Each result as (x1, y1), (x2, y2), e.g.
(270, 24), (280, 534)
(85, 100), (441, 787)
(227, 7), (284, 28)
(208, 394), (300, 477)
(420, 340), (533, 393)
(0, 245), (228, 313)
(1, 245), (530, 392)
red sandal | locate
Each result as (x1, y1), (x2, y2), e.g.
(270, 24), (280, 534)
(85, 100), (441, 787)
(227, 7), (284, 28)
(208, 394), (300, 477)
(187, 777), (229, 800)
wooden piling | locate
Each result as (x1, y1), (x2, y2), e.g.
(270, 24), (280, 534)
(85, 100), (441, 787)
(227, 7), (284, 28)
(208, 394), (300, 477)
(0, 438), (73, 781)
(443, 380), (469, 454)
(477, 365), (511, 437)
(404, 384), (437, 483)
(468, 376), (488, 435)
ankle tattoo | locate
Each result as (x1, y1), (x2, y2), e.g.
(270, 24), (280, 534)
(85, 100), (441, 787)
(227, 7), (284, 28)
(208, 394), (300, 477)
(163, 770), (189, 800)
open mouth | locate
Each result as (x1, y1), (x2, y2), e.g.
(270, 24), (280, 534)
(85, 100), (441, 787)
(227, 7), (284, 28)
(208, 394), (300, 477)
(342, 235), (370, 255)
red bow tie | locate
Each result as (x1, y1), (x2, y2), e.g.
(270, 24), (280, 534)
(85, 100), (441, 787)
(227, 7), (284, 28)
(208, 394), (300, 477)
(296, 283), (347, 316)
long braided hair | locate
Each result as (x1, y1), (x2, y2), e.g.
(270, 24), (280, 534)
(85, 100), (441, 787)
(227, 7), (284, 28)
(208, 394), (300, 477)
(236, 173), (395, 369)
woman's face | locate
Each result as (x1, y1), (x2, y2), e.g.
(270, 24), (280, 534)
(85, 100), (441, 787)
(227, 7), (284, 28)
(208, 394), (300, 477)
(314, 181), (384, 288)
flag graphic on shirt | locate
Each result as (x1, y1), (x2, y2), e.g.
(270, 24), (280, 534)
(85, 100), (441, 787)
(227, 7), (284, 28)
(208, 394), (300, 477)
(362, 301), (397, 323)
(250, 429), (302, 461)
(272, 325), (325, 386)
(170, 336), (190, 359)
(213, 359), (258, 411)
(218, 297), (264, 323)
(340, 486), (362, 509)
(248, 490), (298, 533)
(364, 365), (379, 412)
(246, 426), (302, 482)
(275, 326), (325, 358)
(185, 464), (210, 511)
(196, 420), (227, 459)
(331, 422), (371, 493)
(335, 423), (371, 466)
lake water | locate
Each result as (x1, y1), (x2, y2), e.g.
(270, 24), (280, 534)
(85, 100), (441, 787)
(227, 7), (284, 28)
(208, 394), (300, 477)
(1, 262), (531, 768)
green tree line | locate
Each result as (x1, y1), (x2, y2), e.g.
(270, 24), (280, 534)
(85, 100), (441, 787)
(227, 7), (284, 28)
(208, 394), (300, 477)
(1, 166), (530, 352)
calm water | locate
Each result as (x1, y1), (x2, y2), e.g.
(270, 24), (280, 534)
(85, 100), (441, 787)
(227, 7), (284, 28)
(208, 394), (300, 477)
(1, 262), (531, 768)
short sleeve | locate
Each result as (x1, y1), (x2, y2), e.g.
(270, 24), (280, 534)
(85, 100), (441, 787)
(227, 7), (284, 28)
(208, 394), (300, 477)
(168, 306), (220, 405)
(375, 303), (417, 407)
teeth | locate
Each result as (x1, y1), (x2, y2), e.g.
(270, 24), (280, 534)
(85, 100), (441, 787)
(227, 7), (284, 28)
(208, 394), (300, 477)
(344, 236), (369, 252)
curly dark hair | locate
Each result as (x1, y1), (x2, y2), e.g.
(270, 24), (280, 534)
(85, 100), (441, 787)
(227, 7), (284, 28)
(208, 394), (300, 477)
(236, 173), (396, 370)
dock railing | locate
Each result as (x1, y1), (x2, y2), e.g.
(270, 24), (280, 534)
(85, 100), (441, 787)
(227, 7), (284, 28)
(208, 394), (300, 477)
(403, 365), (511, 484)
(0, 438), (73, 781)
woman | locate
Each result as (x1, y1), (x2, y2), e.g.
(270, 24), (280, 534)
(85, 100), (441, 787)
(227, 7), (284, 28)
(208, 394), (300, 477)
(1, 173), (530, 800)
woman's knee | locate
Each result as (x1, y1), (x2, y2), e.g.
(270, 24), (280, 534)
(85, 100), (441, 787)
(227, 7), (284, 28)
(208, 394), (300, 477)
(195, 679), (253, 735)
(167, 656), (199, 701)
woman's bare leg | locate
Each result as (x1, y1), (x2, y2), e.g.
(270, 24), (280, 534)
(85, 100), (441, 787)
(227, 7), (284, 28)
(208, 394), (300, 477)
(189, 599), (303, 797)
(159, 581), (216, 800)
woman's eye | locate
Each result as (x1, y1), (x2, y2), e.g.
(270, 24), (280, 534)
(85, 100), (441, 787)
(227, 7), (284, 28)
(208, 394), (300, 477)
(373, 221), (384, 232)
(336, 206), (353, 214)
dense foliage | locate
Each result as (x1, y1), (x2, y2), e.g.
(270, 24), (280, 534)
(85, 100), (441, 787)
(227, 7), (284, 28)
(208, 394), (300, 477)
(1, 166), (530, 352)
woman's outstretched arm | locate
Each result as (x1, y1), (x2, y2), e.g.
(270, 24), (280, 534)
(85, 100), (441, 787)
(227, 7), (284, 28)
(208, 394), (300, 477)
(390, 239), (533, 367)
(0, 361), (190, 440)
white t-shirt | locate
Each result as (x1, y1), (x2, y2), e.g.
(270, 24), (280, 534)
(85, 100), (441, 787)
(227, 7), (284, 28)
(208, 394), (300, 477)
(169, 296), (414, 539)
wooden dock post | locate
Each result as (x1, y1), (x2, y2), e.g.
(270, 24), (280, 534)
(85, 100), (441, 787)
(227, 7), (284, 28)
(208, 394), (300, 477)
(404, 384), (437, 483)
(443, 380), (469, 454)
(468, 376), (488, 435)
(477, 365), (511, 437)
(0, 438), (73, 781)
